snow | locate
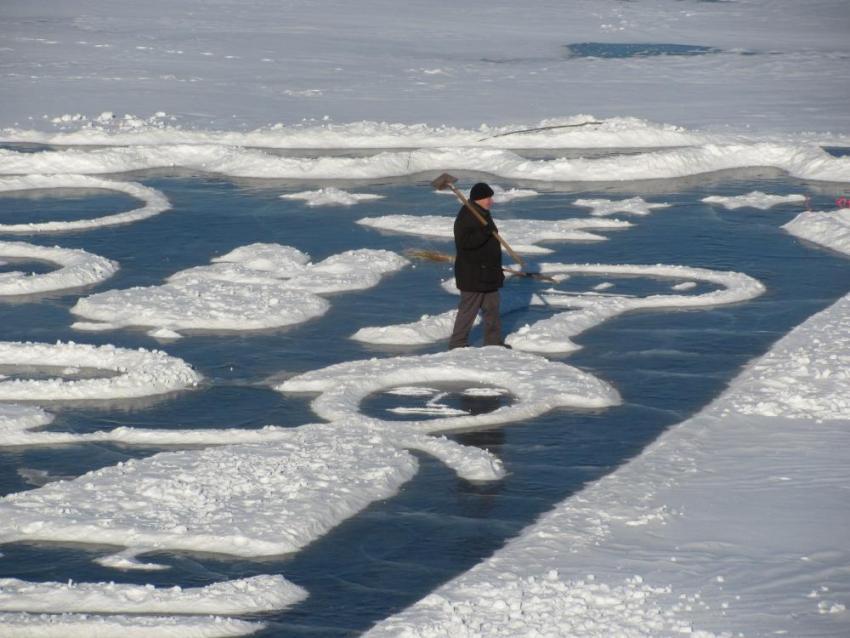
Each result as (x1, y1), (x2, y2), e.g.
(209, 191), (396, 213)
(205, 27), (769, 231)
(278, 346), (620, 433)
(358, 215), (631, 255)
(573, 196), (671, 217)
(0, 241), (117, 296)
(702, 191), (807, 210)
(364, 259), (850, 638)
(2, 143), (849, 184)
(0, 612), (262, 637)
(280, 187), (384, 207)
(0, 575), (305, 615)
(0, 341), (200, 401)
(0, 420), (503, 567)
(0, 175), (170, 233)
(507, 263), (766, 353)
(71, 244), (407, 335)
(784, 208), (850, 257)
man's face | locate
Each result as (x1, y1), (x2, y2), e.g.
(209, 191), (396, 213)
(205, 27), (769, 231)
(475, 196), (494, 209)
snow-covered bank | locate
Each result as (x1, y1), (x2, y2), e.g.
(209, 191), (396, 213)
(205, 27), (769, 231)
(2, 142), (849, 184)
(0, 241), (117, 296)
(0, 175), (170, 233)
(364, 259), (850, 637)
(784, 208), (850, 258)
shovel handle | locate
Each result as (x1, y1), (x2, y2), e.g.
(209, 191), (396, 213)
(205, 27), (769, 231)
(447, 184), (525, 268)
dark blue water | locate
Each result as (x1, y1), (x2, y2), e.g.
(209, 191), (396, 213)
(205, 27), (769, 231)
(1, 159), (849, 636)
(563, 42), (723, 59)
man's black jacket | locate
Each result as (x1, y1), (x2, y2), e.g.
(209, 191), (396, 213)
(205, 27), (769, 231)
(453, 203), (504, 292)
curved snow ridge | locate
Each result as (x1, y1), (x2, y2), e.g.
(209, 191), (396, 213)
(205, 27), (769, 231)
(0, 116), (726, 150)
(357, 215), (631, 254)
(573, 196), (671, 217)
(507, 263), (766, 353)
(0, 612), (262, 637)
(0, 174), (170, 234)
(0, 574), (306, 615)
(71, 245), (408, 336)
(783, 208), (850, 257)
(0, 241), (118, 296)
(1, 142), (848, 183)
(0, 341), (201, 401)
(277, 346), (621, 433)
(702, 191), (807, 210)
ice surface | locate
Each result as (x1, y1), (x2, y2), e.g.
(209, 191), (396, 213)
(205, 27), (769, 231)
(0, 575), (306, 614)
(0, 241), (117, 296)
(278, 346), (620, 433)
(0, 341), (200, 401)
(702, 191), (807, 210)
(71, 244), (407, 334)
(0, 175), (170, 233)
(280, 187), (384, 207)
(358, 215), (631, 254)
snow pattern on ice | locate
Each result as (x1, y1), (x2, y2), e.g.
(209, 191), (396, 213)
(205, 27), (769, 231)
(0, 241), (117, 296)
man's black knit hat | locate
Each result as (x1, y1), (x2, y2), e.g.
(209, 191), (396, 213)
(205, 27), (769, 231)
(469, 182), (495, 201)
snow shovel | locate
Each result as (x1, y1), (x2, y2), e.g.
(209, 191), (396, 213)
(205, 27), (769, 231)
(430, 173), (554, 282)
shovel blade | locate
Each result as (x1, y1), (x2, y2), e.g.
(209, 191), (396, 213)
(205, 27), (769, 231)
(431, 172), (458, 191)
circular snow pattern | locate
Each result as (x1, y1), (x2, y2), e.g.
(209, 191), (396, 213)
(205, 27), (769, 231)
(0, 241), (118, 296)
(278, 347), (620, 433)
(0, 174), (170, 234)
(0, 341), (201, 401)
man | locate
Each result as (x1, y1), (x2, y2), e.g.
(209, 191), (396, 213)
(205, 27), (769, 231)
(449, 182), (507, 349)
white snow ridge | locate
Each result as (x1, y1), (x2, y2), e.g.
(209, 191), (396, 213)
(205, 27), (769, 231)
(0, 174), (171, 234)
(280, 187), (384, 206)
(0, 241), (118, 296)
(0, 341), (201, 401)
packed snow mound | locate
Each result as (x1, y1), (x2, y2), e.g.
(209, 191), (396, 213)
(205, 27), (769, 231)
(0, 241), (118, 296)
(278, 346), (620, 433)
(0, 175), (170, 234)
(280, 187), (384, 206)
(0, 612), (262, 637)
(0, 404), (54, 439)
(0, 341), (201, 401)
(573, 196), (671, 217)
(0, 142), (848, 184)
(0, 575), (306, 615)
(357, 215), (630, 254)
(507, 263), (767, 353)
(702, 191), (807, 210)
(0, 116), (726, 150)
(71, 245), (408, 336)
(784, 208), (850, 256)
(0, 422), (476, 563)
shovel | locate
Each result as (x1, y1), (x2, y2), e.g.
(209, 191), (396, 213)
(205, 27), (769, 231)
(430, 172), (554, 282)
